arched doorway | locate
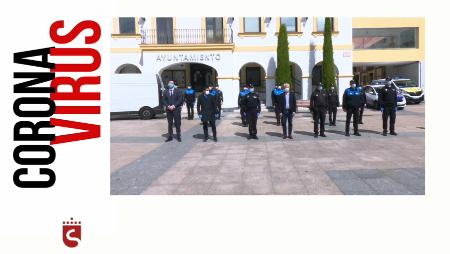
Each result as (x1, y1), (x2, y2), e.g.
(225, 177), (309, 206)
(311, 61), (339, 92)
(239, 62), (267, 102)
(115, 63), (142, 74)
(290, 62), (303, 99)
(159, 63), (218, 92)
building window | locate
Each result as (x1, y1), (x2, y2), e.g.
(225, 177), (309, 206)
(119, 17), (136, 34)
(353, 28), (418, 49)
(316, 17), (334, 33)
(115, 64), (141, 74)
(156, 17), (174, 44)
(280, 17), (297, 32)
(205, 17), (224, 43)
(244, 18), (261, 33)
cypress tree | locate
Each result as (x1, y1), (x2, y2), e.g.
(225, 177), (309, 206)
(322, 17), (336, 90)
(276, 24), (291, 85)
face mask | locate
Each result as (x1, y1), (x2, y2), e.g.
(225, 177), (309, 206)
(249, 88), (254, 93)
(168, 84), (174, 89)
(319, 86), (323, 91)
(284, 88), (289, 92)
(205, 91), (209, 95)
(350, 84), (355, 88)
(243, 88), (248, 90)
(187, 87), (191, 89)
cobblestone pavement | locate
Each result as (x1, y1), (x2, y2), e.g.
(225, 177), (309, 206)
(111, 103), (425, 195)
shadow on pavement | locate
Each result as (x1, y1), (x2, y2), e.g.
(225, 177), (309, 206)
(192, 134), (205, 139)
(326, 129), (347, 136)
(263, 121), (278, 125)
(234, 132), (249, 138)
(232, 122), (245, 126)
(266, 132), (283, 138)
(294, 131), (315, 137)
(359, 129), (383, 135)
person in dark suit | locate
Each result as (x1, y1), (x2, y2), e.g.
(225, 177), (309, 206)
(163, 81), (183, 142)
(184, 85), (196, 120)
(197, 87), (219, 142)
(279, 83), (297, 139)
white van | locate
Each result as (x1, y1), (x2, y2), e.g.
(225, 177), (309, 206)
(111, 74), (165, 119)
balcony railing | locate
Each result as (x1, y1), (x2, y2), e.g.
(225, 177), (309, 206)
(141, 29), (233, 45)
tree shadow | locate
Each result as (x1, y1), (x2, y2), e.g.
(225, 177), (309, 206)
(294, 131), (315, 137)
(266, 132), (283, 138)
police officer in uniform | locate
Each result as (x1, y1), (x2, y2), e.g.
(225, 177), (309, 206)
(163, 81), (184, 142)
(184, 85), (196, 120)
(197, 87), (219, 142)
(238, 86), (250, 126)
(327, 85), (339, 126)
(242, 85), (261, 139)
(379, 77), (398, 136)
(342, 80), (362, 136)
(357, 83), (367, 124)
(271, 84), (284, 126)
(310, 83), (328, 138)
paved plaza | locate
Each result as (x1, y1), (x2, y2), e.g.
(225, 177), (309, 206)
(111, 104), (425, 195)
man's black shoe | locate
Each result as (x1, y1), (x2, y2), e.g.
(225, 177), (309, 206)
(354, 132), (361, 136)
(213, 137), (217, 142)
(283, 135), (287, 139)
(345, 132), (350, 137)
(165, 137), (173, 142)
(253, 135), (259, 140)
(314, 133), (318, 138)
(359, 121), (363, 124)
(288, 135), (293, 139)
(390, 131), (398, 136)
(176, 137), (182, 142)
(320, 133), (327, 137)
(383, 131), (388, 136)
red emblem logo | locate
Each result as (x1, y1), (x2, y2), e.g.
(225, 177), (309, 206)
(62, 217), (81, 248)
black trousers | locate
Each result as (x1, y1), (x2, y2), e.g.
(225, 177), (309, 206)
(247, 110), (258, 136)
(167, 109), (181, 137)
(345, 107), (359, 133)
(186, 103), (194, 119)
(275, 106), (281, 124)
(359, 106), (365, 123)
(282, 109), (294, 136)
(313, 108), (326, 134)
(202, 119), (217, 137)
(328, 106), (337, 125)
(240, 109), (247, 125)
(382, 107), (396, 132)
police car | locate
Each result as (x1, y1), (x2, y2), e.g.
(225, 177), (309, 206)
(389, 78), (424, 104)
(365, 80), (407, 110)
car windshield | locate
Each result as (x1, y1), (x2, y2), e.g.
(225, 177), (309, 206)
(394, 80), (418, 88)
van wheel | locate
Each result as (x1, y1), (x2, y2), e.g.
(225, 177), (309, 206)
(139, 106), (155, 120)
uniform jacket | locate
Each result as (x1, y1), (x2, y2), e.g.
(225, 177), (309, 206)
(238, 89), (250, 109)
(327, 90), (340, 108)
(342, 87), (363, 109)
(242, 92), (261, 113)
(184, 88), (196, 104)
(310, 89), (328, 110)
(379, 85), (398, 108)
